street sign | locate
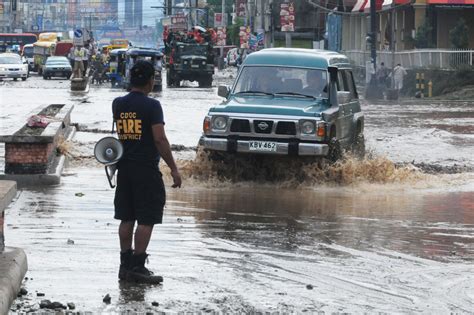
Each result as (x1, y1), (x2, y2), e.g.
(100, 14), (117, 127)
(74, 29), (83, 38)
(73, 29), (84, 46)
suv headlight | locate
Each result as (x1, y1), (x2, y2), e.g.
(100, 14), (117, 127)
(300, 121), (315, 135)
(212, 116), (228, 130)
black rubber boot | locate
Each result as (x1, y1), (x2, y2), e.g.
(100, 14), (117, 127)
(119, 249), (133, 280)
(126, 253), (163, 284)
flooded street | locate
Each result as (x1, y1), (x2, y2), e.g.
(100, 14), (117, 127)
(1, 75), (473, 313)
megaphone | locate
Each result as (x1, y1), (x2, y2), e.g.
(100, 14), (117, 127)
(94, 137), (124, 188)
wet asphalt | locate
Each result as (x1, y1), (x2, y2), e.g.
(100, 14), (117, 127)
(0, 73), (473, 313)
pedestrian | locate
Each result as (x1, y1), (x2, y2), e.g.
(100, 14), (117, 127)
(376, 62), (388, 87)
(390, 63), (408, 91)
(68, 46), (74, 67)
(72, 45), (84, 79)
(81, 45), (89, 77)
(112, 60), (182, 284)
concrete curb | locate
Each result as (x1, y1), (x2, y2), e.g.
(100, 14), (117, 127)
(0, 126), (76, 187)
(0, 181), (16, 214)
(0, 247), (28, 315)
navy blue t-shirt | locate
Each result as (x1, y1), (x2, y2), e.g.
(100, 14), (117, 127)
(112, 91), (164, 162)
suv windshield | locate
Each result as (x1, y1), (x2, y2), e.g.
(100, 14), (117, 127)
(177, 44), (207, 56)
(233, 66), (328, 99)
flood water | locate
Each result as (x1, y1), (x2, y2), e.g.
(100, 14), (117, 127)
(1, 74), (473, 313)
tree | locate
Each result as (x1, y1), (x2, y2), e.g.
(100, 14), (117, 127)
(449, 18), (469, 49)
(227, 18), (244, 46)
(414, 18), (434, 49)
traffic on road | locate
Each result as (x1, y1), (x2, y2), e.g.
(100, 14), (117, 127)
(0, 29), (473, 313)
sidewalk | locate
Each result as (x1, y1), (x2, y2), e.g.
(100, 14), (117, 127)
(0, 180), (27, 315)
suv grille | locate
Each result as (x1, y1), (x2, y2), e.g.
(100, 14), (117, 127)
(254, 120), (273, 134)
(276, 122), (297, 135)
(230, 119), (251, 133)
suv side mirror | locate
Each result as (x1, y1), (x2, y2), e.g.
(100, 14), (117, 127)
(217, 85), (230, 98)
(337, 91), (351, 104)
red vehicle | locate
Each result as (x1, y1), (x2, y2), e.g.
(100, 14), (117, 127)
(0, 33), (38, 52)
(54, 41), (73, 57)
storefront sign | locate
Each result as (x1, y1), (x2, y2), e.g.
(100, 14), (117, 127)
(170, 13), (187, 30)
(214, 13), (227, 27)
(280, 1), (295, 32)
(236, 0), (247, 18)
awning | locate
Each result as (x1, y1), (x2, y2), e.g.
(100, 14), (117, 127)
(382, 0), (393, 9)
(352, 0), (369, 12)
(364, 0), (384, 12)
(427, 0), (474, 3)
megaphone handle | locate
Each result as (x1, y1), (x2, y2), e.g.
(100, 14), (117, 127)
(105, 166), (116, 189)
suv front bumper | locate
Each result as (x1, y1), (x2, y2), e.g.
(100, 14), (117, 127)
(200, 136), (329, 156)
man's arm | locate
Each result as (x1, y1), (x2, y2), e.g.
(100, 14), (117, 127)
(152, 123), (182, 188)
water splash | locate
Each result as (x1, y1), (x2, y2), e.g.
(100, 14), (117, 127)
(178, 148), (425, 187)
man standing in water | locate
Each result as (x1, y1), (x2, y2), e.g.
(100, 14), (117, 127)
(391, 63), (408, 92)
(112, 60), (182, 284)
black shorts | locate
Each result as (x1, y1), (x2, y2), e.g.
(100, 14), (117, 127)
(114, 160), (166, 225)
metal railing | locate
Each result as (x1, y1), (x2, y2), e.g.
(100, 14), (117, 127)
(344, 49), (474, 70)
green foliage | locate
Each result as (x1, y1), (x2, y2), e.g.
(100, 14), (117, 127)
(206, 0), (234, 14)
(414, 19), (434, 49)
(449, 18), (469, 49)
(226, 18), (244, 46)
(206, 0), (234, 27)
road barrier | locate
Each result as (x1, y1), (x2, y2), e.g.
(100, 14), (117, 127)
(344, 49), (474, 70)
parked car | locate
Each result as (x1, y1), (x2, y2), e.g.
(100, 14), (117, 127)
(42, 56), (72, 79)
(199, 48), (365, 161)
(21, 44), (35, 71)
(0, 53), (28, 81)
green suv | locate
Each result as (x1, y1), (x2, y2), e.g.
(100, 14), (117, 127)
(200, 48), (364, 160)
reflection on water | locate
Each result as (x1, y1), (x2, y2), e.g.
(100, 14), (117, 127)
(168, 187), (474, 262)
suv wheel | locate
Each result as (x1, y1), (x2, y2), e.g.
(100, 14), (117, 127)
(328, 137), (342, 162)
(352, 133), (365, 158)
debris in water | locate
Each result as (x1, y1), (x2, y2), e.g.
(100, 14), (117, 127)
(151, 301), (159, 307)
(39, 300), (51, 309)
(67, 302), (76, 310)
(50, 301), (66, 310)
(306, 284), (314, 290)
(17, 288), (28, 297)
(36, 292), (45, 297)
(67, 239), (75, 245)
(75, 192), (85, 197)
(103, 294), (111, 304)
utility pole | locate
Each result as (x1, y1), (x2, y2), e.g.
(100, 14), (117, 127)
(370, 0), (376, 76)
(365, 0), (379, 100)
(218, 0), (225, 70)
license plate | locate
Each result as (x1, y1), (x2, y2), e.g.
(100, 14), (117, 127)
(191, 65), (199, 68)
(249, 141), (277, 152)
(55, 72), (62, 76)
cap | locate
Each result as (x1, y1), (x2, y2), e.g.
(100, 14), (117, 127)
(130, 60), (155, 86)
